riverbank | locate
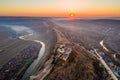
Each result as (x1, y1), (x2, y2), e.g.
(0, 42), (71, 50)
(16, 33), (47, 80)
(0, 42), (41, 80)
(21, 40), (45, 80)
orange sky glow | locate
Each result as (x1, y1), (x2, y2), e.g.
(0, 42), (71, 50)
(0, 0), (120, 17)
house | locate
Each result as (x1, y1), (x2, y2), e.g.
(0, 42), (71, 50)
(56, 44), (72, 61)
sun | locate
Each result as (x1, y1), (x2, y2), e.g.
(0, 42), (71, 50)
(69, 12), (75, 18)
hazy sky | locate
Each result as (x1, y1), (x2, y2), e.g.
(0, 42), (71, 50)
(0, 0), (120, 16)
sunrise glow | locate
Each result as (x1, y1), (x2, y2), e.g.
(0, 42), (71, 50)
(0, 0), (120, 17)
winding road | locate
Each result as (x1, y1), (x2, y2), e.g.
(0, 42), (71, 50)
(100, 40), (109, 52)
(94, 49), (118, 80)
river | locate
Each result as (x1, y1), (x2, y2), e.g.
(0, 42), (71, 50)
(19, 34), (45, 80)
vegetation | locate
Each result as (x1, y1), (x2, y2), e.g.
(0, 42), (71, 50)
(45, 50), (108, 80)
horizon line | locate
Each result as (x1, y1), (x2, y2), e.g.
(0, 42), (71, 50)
(0, 15), (120, 18)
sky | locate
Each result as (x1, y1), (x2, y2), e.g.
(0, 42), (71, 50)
(0, 0), (120, 17)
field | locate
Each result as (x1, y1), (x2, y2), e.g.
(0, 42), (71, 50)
(0, 38), (34, 67)
(0, 17), (120, 80)
(54, 19), (120, 52)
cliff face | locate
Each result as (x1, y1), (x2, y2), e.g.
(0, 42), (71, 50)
(44, 49), (107, 80)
